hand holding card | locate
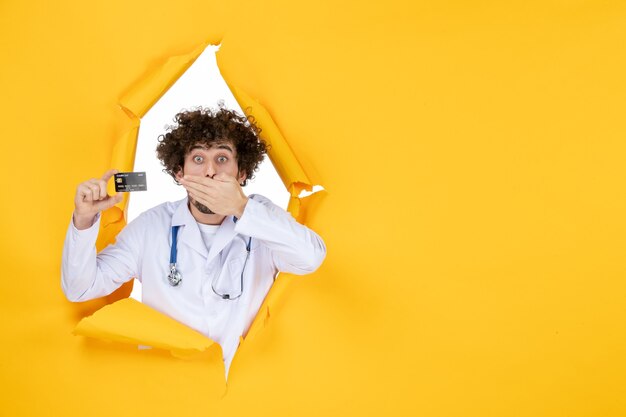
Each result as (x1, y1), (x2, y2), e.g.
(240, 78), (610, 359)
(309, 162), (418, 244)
(73, 169), (128, 230)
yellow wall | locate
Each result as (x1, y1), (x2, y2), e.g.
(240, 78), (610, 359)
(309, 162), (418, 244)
(2, 1), (626, 416)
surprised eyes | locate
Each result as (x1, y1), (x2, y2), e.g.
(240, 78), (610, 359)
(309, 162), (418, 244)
(192, 155), (228, 164)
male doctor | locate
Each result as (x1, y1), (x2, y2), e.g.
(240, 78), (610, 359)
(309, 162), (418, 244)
(62, 107), (326, 376)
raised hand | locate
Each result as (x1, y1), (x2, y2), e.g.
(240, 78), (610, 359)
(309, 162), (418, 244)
(179, 173), (248, 218)
(73, 169), (123, 230)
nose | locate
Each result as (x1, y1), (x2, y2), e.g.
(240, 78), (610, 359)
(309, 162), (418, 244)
(205, 161), (216, 178)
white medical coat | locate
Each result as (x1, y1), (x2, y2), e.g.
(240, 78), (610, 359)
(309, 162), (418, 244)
(61, 194), (326, 375)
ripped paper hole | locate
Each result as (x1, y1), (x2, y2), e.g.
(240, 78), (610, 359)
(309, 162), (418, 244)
(74, 298), (218, 359)
(76, 41), (325, 375)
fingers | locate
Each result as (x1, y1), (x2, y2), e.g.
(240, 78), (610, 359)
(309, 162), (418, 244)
(180, 179), (212, 199)
(76, 183), (95, 203)
(181, 174), (235, 185)
(179, 176), (218, 203)
(86, 178), (107, 199)
(180, 175), (211, 186)
(82, 169), (119, 200)
(75, 169), (121, 207)
(187, 190), (206, 206)
(101, 169), (119, 182)
(187, 190), (215, 213)
(93, 192), (123, 211)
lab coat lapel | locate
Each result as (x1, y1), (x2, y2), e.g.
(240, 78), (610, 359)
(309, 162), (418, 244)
(207, 216), (237, 264)
(171, 198), (208, 258)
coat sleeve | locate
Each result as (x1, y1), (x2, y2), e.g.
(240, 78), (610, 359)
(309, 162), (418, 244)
(233, 195), (326, 275)
(61, 212), (144, 302)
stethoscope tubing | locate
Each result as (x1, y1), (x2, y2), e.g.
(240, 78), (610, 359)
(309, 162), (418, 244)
(167, 224), (251, 300)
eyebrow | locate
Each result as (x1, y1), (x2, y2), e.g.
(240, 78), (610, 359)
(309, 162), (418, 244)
(190, 143), (234, 153)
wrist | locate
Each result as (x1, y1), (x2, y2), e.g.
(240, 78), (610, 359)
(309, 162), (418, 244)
(73, 212), (97, 230)
(235, 197), (249, 219)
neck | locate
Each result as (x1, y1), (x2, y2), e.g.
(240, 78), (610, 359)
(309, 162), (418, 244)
(188, 201), (226, 225)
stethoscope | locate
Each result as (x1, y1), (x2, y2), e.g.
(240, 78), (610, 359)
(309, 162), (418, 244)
(167, 225), (252, 300)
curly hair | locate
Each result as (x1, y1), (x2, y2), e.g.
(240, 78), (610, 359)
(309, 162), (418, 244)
(156, 106), (268, 186)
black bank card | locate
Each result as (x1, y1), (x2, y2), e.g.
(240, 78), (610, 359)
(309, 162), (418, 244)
(114, 172), (147, 192)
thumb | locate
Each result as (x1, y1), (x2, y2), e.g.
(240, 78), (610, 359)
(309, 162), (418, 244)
(94, 193), (123, 211)
(112, 193), (124, 204)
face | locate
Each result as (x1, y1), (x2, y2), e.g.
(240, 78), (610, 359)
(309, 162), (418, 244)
(176, 142), (246, 214)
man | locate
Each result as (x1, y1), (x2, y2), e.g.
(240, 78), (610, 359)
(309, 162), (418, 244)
(62, 107), (326, 376)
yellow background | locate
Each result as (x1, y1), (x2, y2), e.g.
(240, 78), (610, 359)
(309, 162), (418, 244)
(1, 1), (626, 416)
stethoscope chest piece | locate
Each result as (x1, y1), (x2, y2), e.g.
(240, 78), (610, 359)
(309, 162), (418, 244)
(168, 263), (182, 286)
(166, 223), (250, 294)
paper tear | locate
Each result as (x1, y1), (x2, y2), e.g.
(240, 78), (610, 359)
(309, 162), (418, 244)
(298, 185), (325, 199)
(118, 42), (212, 119)
(74, 298), (217, 358)
(224, 83), (317, 220)
(76, 41), (324, 371)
